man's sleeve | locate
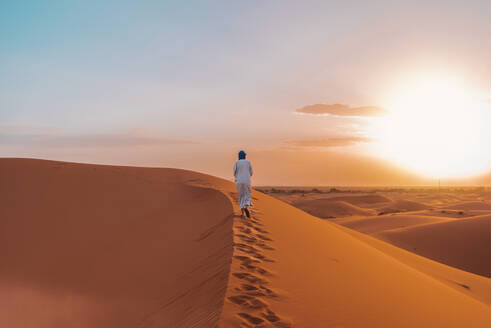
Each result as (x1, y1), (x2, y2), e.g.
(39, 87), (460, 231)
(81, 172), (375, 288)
(233, 162), (237, 177)
(249, 162), (253, 176)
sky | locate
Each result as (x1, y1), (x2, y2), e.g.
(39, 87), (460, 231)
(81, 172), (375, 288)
(1, 1), (491, 185)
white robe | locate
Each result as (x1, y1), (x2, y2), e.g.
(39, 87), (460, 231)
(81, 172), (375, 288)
(233, 160), (253, 208)
(236, 182), (252, 209)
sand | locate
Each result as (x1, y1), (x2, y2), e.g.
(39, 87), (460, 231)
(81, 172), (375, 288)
(377, 199), (432, 214)
(268, 186), (491, 279)
(219, 192), (491, 327)
(0, 159), (233, 328)
(445, 201), (491, 211)
(2, 159), (491, 327)
(316, 194), (392, 205)
(331, 214), (455, 234)
(376, 215), (491, 277)
(292, 199), (376, 218)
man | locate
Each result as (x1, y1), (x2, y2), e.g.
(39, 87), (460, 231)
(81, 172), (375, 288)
(233, 150), (253, 218)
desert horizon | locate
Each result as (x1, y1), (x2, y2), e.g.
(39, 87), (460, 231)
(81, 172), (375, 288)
(3, 155), (491, 188)
(2, 1), (491, 327)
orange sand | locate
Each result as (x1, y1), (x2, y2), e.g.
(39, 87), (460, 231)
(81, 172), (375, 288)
(331, 214), (454, 234)
(292, 198), (376, 218)
(0, 159), (233, 327)
(1, 159), (490, 327)
(376, 215), (491, 277)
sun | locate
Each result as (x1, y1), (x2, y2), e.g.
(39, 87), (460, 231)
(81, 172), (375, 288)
(370, 73), (491, 179)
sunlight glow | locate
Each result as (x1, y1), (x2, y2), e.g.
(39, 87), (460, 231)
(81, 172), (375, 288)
(371, 74), (491, 178)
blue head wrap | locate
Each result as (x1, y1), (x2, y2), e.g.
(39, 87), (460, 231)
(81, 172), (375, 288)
(238, 150), (246, 160)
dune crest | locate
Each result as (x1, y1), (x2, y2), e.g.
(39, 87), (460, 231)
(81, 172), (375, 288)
(319, 194), (392, 205)
(332, 214), (455, 234)
(292, 199), (376, 218)
(0, 159), (234, 328)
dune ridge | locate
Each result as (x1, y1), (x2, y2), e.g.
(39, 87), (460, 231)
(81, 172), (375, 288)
(375, 214), (491, 278)
(0, 158), (234, 328)
(331, 222), (491, 306)
(318, 194), (392, 205)
(292, 199), (376, 218)
(219, 192), (491, 327)
(332, 214), (455, 234)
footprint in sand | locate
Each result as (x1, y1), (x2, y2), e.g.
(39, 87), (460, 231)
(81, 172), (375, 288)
(236, 233), (258, 244)
(256, 234), (273, 241)
(228, 295), (269, 310)
(249, 218), (263, 226)
(236, 234), (275, 251)
(234, 255), (269, 273)
(256, 242), (275, 251)
(239, 262), (272, 276)
(234, 243), (275, 262)
(237, 226), (253, 234)
(262, 309), (284, 324)
(233, 272), (269, 285)
(235, 284), (279, 298)
(234, 255), (261, 264)
(251, 226), (269, 234)
(262, 309), (292, 328)
(237, 310), (291, 327)
(237, 312), (265, 325)
(234, 242), (260, 253)
(231, 209), (291, 327)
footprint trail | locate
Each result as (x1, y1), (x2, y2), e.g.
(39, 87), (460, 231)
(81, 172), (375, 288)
(226, 192), (292, 327)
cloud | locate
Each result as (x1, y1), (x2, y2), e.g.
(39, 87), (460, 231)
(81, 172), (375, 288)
(0, 132), (198, 148)
(296, 104), (387, 117)
(285, 136), (374, 148)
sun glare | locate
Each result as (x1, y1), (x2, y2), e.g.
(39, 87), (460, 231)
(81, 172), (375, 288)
(371, 74), (491, 179)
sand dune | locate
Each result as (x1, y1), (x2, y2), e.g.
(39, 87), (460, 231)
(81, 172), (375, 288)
(333, 214), (454, 234)
(415, 208), (489, 218)
(2, 158), (491, 327)
(0, 159), (234, 328)
(219, 192), (491, 327)
(274, 191), (433, 218)
(376, 215), (491, 278)
(321, 194), (392, 205)
(333, 223), (491, 306)
(292, 199), (377, 218)
(444, 201), (491, 211)
(378, 199), (431, 214)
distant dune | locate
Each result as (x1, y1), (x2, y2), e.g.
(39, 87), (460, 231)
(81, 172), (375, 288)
(378, 199), (431, 214)
(416, 208), (489, 218)
(277, 191), (434, 218)
(333, 214), (454, 234)
(376, 215), (491, 278)
(445, 201), (491, 211)
(2, 159), (491, 327)
(292, 199), (377, 218)
(321, 194), (392, 205)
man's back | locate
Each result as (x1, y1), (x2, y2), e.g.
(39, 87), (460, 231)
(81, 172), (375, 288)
(233, 159), (253, 184)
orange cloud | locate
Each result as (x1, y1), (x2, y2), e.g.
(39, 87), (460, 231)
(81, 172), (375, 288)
(285, 137), (373, 148)
(296, 104), (387, 117)
(0, 132), (198, 148)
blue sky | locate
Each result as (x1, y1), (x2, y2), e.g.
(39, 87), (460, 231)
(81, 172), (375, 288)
(1, 1), (491, 184)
